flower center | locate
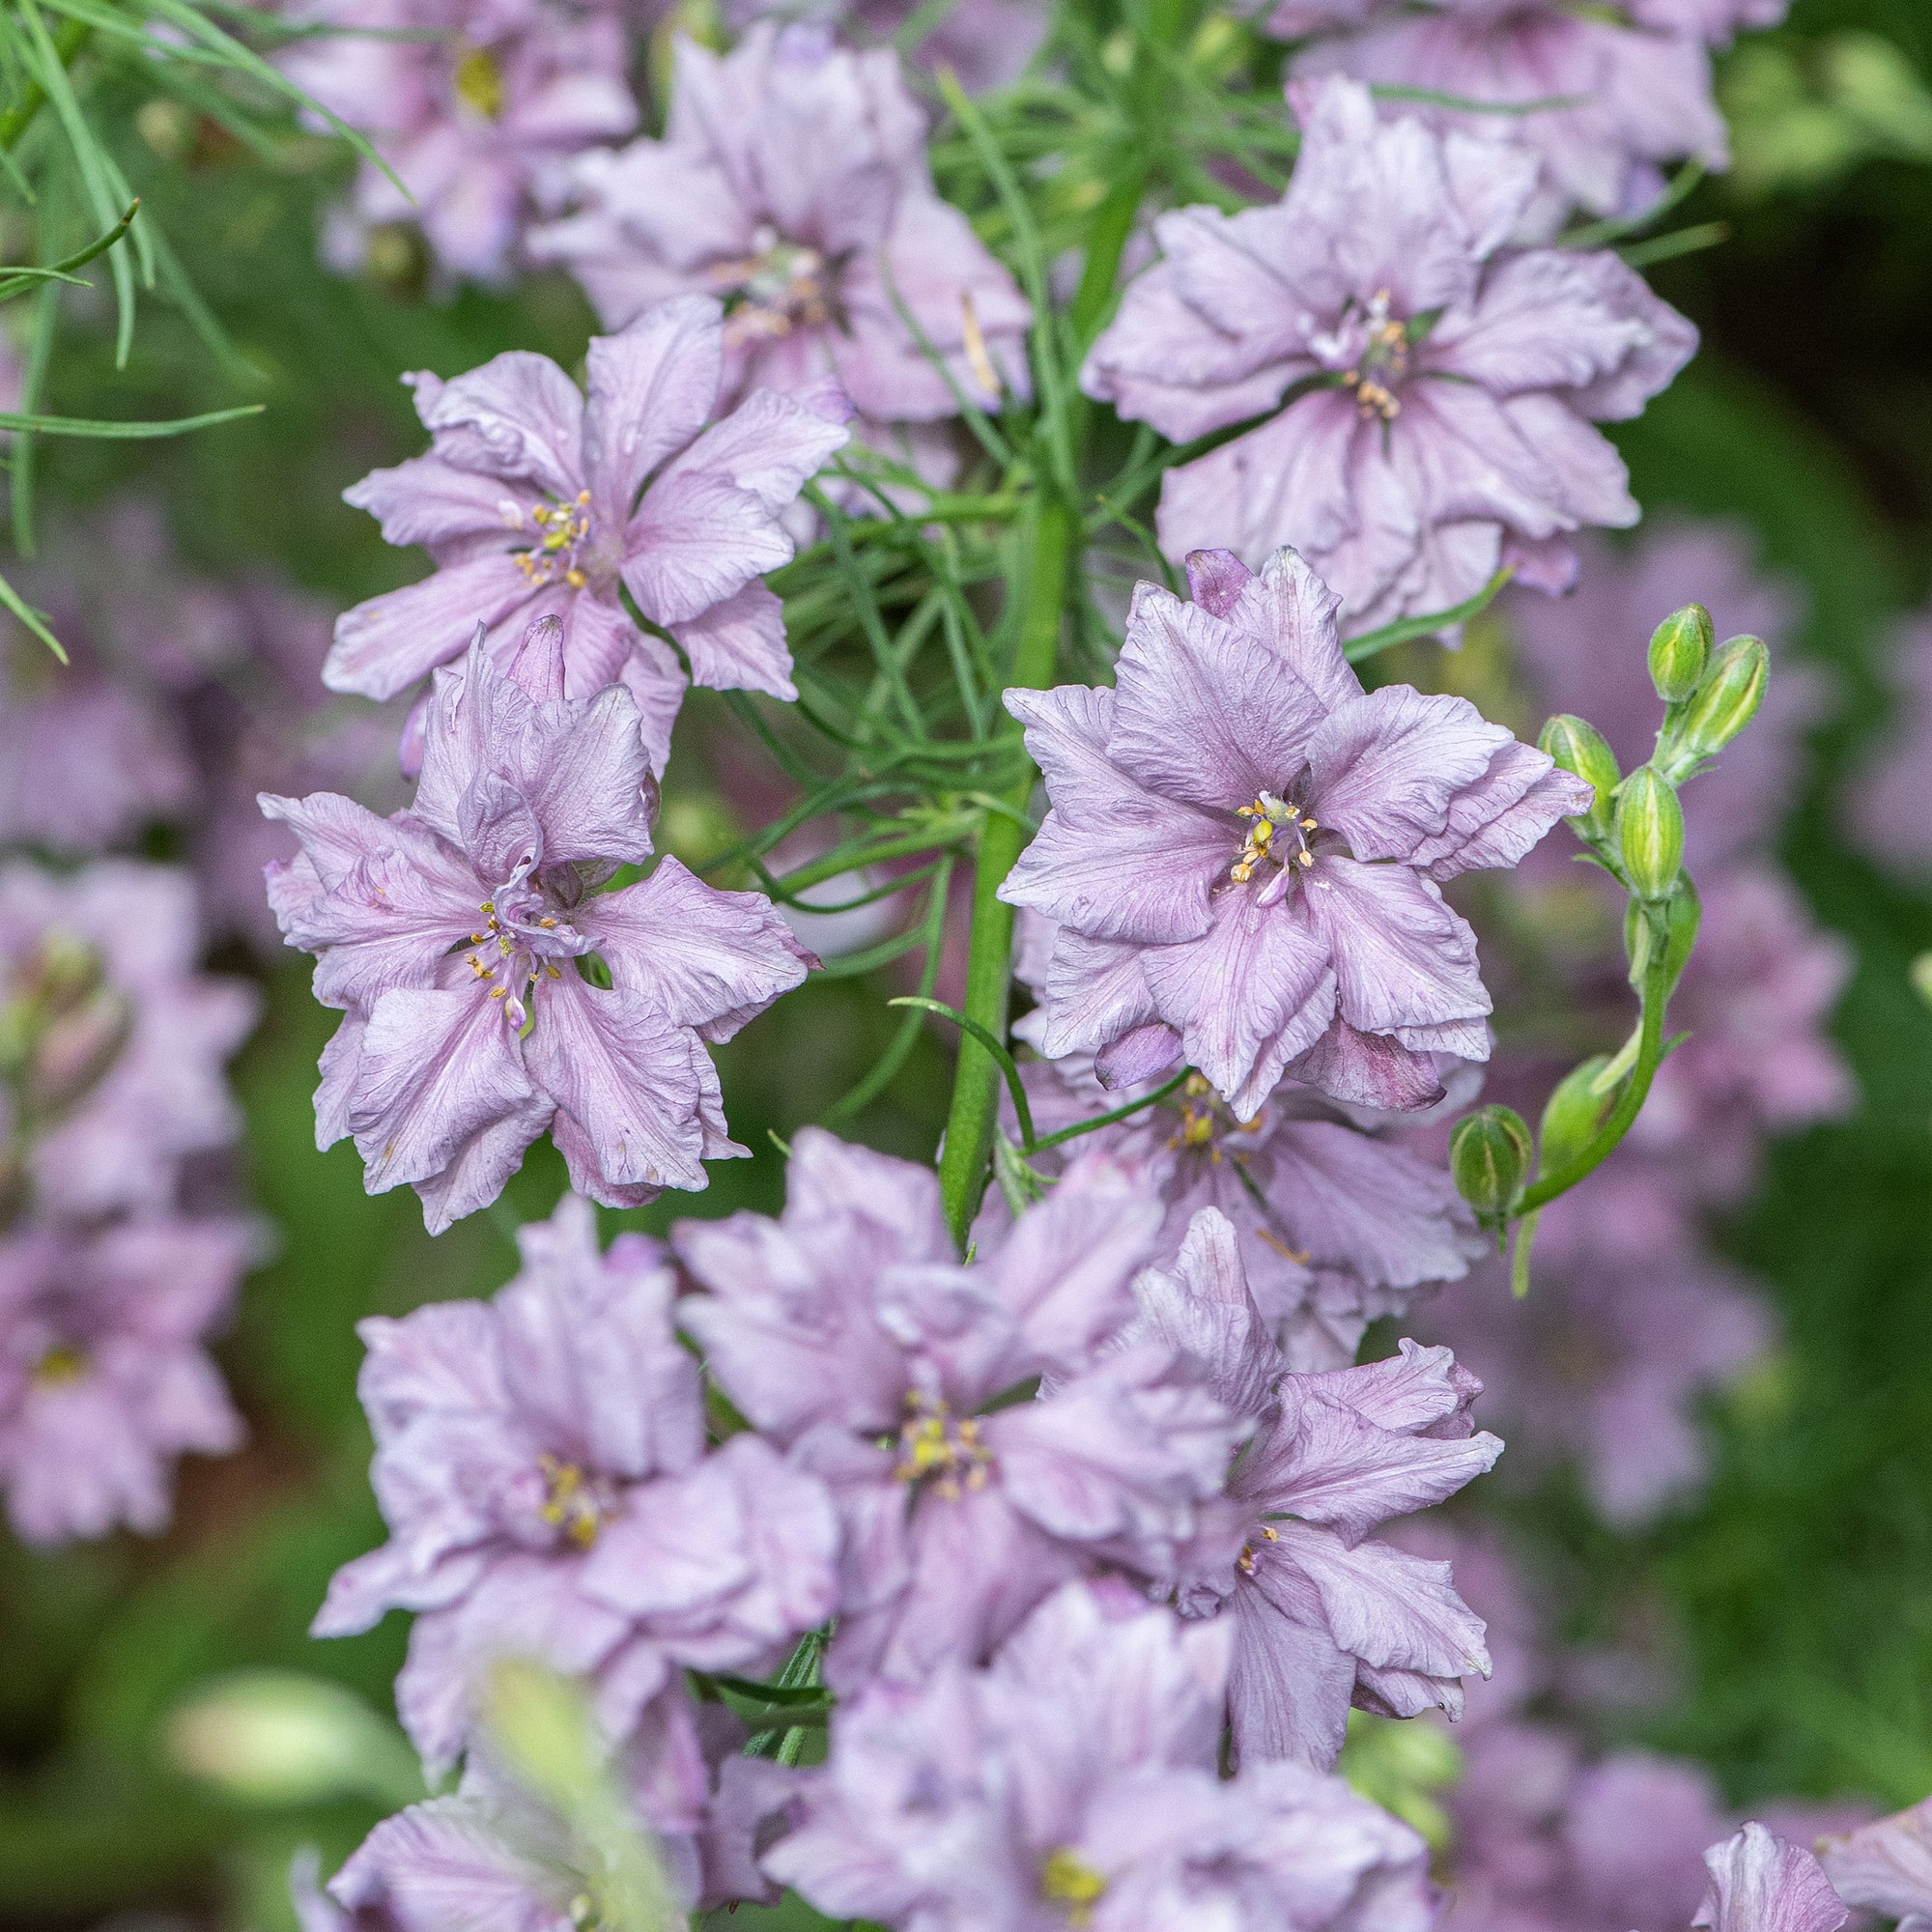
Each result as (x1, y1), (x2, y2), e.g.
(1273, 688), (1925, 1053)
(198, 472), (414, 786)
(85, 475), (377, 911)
(537, 1453), (611, 1548)
(1167, 1070), (1264, 1163)
(465, 892), (579, 1028)
(710, 228), (836, 347)
(1310, 288), (1410, 421)
(1234, 1522), (1281, 1577)
(894, 1391), (993, 1502)
(1232, 792), (1318, 888)
(1040, 1849), (1107, 1926)
(452, 43), (505, 120)
(513, 491), (594, 591)
(32, 1342), (88, 1387)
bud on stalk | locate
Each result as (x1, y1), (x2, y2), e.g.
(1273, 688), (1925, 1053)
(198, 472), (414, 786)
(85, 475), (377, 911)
(1538, 1056), (1613, 1176)
(1450, 1105), (1533, 1222)
(1678, 636), (1768, 761)
(1615, 766), (1684, 901)
(1648, 603), (1712, 703)
(1539, 714), (1619, 837)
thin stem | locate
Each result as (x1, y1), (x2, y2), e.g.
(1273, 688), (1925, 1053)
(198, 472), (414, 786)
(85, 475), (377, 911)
(1516, 948), (1671, 1215)
(934, 494), (1075, 1248)
(0, 13), (89, 152)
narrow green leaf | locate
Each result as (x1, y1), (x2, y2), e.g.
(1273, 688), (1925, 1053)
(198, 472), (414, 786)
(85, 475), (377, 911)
(0, 565), (65, 660)
(0, 401), (264, 436)
(889, 994), (1036, 1149)
(1343, 564), (1518, 664)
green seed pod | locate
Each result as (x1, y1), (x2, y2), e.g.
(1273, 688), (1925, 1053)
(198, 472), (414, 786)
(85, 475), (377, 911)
(1679, 636), (1769, 760)
(1449, 1105), (1533, 1219)
(1615, 766), (1685, 901)
(1539, 1056), (1613, 1177)
(1538, 714), (1620, 835)
(1647, 604), (1713, 703)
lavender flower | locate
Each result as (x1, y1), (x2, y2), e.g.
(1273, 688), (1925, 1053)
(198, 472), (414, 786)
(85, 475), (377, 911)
(0, 861), (259, 1222)
(992, 1051), (1484, 1369)
(674, 1127), (1243, 1691)
(327, 297), (851, 770)
(1276, 1), (1782, 231)
(1080, 78), (1696, 631)
(766, 1578), (1440, 1932)
(1694, 1825), (1848, 1932)
(999, 546), (1588, 1117)
(1134, 1208), (1502, 1768)
(267, 626), (811, 1231)
(1819, 1797), (1932, 1930)
(1850, 609), (1932, 876)
(0, 1217), (249, 1545)
(527, 25), (1033, 425)
(277, 0), (639, 289)
(313, 1193), (839, 1777)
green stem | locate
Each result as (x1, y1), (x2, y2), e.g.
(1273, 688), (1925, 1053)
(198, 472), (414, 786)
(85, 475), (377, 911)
(0, 14), (90, 152)
(1516, 948), (1671, 1215)
(935, 494), (1076, 1248)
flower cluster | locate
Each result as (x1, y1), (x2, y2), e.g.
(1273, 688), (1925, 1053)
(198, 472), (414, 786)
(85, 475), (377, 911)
(0, 862), (257, 1544)
(1082, 77), (1697, 632)
(310, 1139), (1507, 1923)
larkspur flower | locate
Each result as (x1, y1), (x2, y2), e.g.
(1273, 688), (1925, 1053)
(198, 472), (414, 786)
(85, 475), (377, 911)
(768, 1577), (1441, 1932)
(527, 25), (1032, 427)
(0, 1217), (250, 1545)
(1694, 1825), (1848, 1932)
(0, 861), (259, 1221)
(1080, 78), (1697, 633)
(266, 623), (811, 1231)
(989, 1049), (1484, 1370)
(1819, 1796), (1932, 1930)
(674, 1128), (1244, 1692)
(327, 296), (850, 770)
(1133, 1208), (1502, 1768)
(998, 546), (1589, 1118)
(1275, 0), (1787, 231)
(277, 0), (639, 289)
(313, 1193), (839, 1778)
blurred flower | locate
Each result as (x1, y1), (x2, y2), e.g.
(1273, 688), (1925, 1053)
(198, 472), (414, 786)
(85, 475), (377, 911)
(0, 1216), (249, 1545)
(527, 24), (1032, 428)
(1273, 0), (1782, 231)
(726, 0), (1048, 92)
(1819, 1795), (1932, 1929)
(675, 1127), (1242, 1692)
(0, 860), (258, 1222)
(313, 1192), (839, 1777)
(1417, 1164), (1770, 1524)
(990, 1045), (1483, 1369)
(277, 0), (639, 289)
(1849, 608), (1932, 877)
(267, 626), (811, 1230)
(767, 1577), (1440, 1932)
(1081, 79), (1696, 631)
(1133, 1209), (1501, 1768)
(1000, 548), (1586, 1118)
(328, 297), (850, 771)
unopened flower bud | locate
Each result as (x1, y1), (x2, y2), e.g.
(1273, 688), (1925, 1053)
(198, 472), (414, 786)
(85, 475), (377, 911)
(25, 987), (130, 1119)
(1679, 636), (1768, 760)
(1450, 1105), (1533, 1220)
(1615, 766), (1684, 901)
(1539, 714), (1619, 835)
(1539, 1056), (1612, 1176)
(1647, 603), (1712, 703)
